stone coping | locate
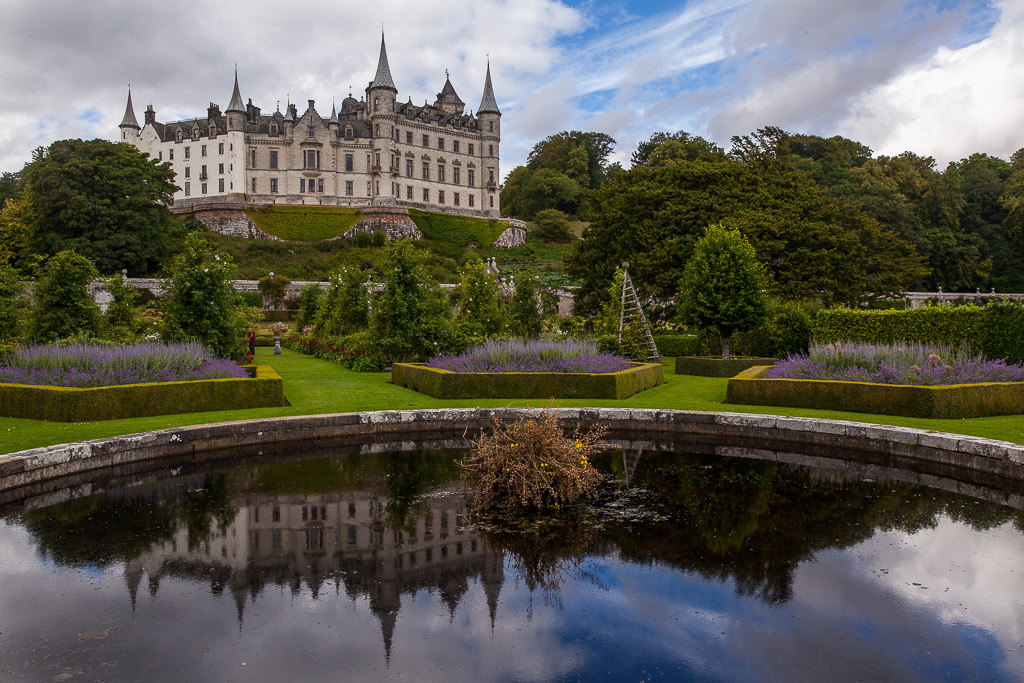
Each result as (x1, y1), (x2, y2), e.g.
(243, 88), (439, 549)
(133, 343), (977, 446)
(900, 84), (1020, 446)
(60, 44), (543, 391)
(2, 408), (1022, 498)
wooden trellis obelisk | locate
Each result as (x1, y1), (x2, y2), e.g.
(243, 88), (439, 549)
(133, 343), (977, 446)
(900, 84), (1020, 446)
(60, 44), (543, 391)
(618, 262), (660, 363)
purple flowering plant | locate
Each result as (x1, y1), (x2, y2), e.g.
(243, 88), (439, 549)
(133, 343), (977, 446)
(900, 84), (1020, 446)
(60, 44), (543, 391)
(428, 339), (633, 374)
(0, 341), (247, 388)
(766, 341), (1024, 386)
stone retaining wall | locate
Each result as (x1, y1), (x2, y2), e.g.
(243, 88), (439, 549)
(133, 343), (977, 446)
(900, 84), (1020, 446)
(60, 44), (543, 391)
(2, 409), (1022, 503)
(343, 206), (424, 241)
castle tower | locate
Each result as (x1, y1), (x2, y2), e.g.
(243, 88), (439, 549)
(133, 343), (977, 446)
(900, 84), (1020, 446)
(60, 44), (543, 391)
(225, 68), (246, 132)
(368, 33), (398, 205)
(477, 61), (501, 216)
(119, 87), (140, 143)
(435, 73), (465, 116)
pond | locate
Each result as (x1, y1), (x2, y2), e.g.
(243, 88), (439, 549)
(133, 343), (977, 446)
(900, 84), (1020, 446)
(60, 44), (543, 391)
(1, 444), (1023, 681)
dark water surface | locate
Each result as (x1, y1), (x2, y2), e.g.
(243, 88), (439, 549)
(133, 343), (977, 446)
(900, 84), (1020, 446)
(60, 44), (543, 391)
(1, 447), (1023, 682)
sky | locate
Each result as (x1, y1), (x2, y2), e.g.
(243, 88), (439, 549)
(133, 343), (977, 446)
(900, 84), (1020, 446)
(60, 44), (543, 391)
(0, 0), (1021, 178)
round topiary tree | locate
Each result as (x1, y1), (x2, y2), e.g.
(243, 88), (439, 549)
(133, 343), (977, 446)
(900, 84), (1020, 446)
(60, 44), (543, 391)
(679, 223), (769, 358)
(30, 250), (100, 341)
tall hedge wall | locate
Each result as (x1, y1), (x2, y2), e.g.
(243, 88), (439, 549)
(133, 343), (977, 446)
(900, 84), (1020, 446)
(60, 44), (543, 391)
(392, 363), (664, 400)
(813, 302), (1024, 363)
(0, 365), (287, 422)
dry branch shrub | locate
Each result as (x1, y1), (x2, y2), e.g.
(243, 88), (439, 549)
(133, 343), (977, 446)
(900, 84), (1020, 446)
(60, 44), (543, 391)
(460, 406), (606, 511)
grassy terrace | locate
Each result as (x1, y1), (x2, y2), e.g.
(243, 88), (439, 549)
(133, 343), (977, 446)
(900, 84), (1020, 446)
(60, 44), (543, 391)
(2, 347), (1023, 455)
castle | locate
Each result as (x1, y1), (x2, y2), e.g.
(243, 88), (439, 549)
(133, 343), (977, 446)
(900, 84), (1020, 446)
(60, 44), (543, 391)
(119, 34), (501, 218)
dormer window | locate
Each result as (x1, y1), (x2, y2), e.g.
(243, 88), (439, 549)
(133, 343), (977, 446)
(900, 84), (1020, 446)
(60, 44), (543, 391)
(345, 125), (353, 139)
(176, 129), (183, 143)
(270, 124), (278, 136)
(192, 127), (200, 141)
(209, 121), (217, 138)
(308, 126), (315, 138)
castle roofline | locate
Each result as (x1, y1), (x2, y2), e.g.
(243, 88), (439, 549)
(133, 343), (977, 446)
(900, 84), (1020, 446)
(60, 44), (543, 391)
(226, 68), (245, 113)
(120, 88), (140, 129)
(370, 33), (398, 92)
(477, 61), (500, 115)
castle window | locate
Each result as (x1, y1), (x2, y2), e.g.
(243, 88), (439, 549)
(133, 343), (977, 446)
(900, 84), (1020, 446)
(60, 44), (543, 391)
(375, 125), (380, 136)
(270, 124), (278, 136)
(209, 122), (217, 139)
(489, 144), (494, 156)
(438, 138), (445, 150)
(192, 127), (200, 140)
(300, 179), (306, 192)
(406, 185), (412, 199)
(490, 196), (494, 207)
(251, 178), (256, 192)
(422, 162), (429, 180)
(306, 150), (320, 169)
(394, 128), (400, 142)
(346, 181), (353, 195)
(348, 503), (355, 518)
(345, 125), (353, 138)
(218, 163), (224, 174)
(453, 168), (460, 185)
(185, 147), (191, 159)
(185, 167), (190, 178)
(201, 164), (207, 179)
(467, 169), (474, 187)
(439, 190), (445, 204)
(176, 129), (183, 143)
(454, 193), (460, 206)
(158, 151), (162, 161)
(218, 178), (224, 192)
(437, 165), (445, 183)
(453, 140), (459, 153)
(489, 170), (495, 183)
(251, 149), (256, 167)
(269, 150), (278, 169)
(345, 154), (353, 172)
(367, 182), (372, 195)
(184, 182), (190, 196)
(270, 178), (278, 193)
(422, 188), (429, 202)
(469, 194), (474, 207)
(169, 149), (174, 160)
(308, 126), (315, 138)
(219, 142), (224, 154)
(468, 143), (474, 155)
(406, 160), (412, 177)
(422, 134), (429, 147)
(406, 131), (412, 144)
(374, 97), (379, 112)
(318, 179), (324, 193)
(202, 182), (208, 194)
(202, 144), (207, 157)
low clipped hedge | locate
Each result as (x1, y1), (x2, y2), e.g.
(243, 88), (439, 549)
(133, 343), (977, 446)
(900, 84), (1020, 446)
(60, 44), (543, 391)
(676, 356), (777, 377)
(392, 362), (664, 400)
(0, 365), (287, 422)
(814, 302), (1024, 364)
(408, 209), (507, 246)
(726, 365), (1024, 419)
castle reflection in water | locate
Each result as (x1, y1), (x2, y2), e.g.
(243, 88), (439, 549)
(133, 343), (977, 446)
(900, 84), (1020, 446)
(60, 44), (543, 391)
(124, 485), (503, 658)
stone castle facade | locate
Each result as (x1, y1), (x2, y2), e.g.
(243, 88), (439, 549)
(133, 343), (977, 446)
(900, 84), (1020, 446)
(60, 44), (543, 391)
(118, 35), (501, 218)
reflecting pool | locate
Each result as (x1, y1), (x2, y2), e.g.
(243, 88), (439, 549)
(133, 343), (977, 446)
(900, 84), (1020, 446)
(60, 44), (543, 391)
(1, 447), (1023, 681)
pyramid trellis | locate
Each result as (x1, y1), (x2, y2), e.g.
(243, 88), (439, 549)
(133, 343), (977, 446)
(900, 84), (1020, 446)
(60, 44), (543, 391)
(618, 262), (660, 363)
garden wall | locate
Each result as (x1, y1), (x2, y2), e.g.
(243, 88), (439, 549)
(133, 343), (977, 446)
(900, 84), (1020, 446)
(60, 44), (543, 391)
(0, 365), (287, 422)
(726, 366), (1024, 419)
(392, 362), (664, 400)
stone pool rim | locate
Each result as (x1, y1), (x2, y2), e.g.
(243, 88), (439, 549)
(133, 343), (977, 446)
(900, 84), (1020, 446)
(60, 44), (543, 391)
(3, 408), (1023, 497)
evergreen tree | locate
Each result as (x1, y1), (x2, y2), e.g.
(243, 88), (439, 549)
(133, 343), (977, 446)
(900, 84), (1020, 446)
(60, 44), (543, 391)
(30, 250), (100, 341)
(679, 224), (768, 358)
(508, 272), (542, 339)
(455, 258), (505, 341)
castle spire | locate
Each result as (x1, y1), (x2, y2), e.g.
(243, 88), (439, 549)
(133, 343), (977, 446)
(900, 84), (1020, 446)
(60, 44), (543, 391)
(370, 33), (397, 92)
(119, 87), (140, 129)
(226, 67), (245, 113)
(477, 60), (500, 115)
(329, 100), (338, 123)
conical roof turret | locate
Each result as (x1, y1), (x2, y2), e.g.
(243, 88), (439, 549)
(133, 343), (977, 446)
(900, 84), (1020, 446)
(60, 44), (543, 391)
(226, 68), (245, 113)
(329, 101), (339, 123)
(477, 61), (500, 115)
(120, 88), (140, 129)
(370, 33), (397, 92)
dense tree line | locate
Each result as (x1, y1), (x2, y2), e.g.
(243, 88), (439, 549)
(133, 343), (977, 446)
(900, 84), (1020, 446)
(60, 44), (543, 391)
(499, 127), (1024, 315)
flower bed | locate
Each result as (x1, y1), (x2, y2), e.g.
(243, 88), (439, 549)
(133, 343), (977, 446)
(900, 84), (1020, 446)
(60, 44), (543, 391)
(428, 339), (631, 374)
(392, 362), (664, 400)
(0, 365), (287, 422)
(766, 342), (1024, 385)
(726, 364), (1024, 419)
(283, 333), (385, 372)
(0, 341), (247, 388)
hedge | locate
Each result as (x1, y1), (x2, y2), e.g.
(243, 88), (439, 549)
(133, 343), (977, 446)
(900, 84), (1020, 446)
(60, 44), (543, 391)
(0, 365), (287, 422)
(392, 362), (664, 400)
(726, 365), (1024, 419)
(675, 356), (777, 377)
(653, 333), (699, 357)
(813, 302), (1024, 364)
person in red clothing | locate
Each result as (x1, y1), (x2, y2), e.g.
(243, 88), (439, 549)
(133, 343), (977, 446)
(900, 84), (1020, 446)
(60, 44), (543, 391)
(247, 328), (256, 357)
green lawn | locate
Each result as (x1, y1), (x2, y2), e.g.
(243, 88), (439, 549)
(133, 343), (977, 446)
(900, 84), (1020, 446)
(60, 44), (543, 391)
(2, 347), (1023, 455)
